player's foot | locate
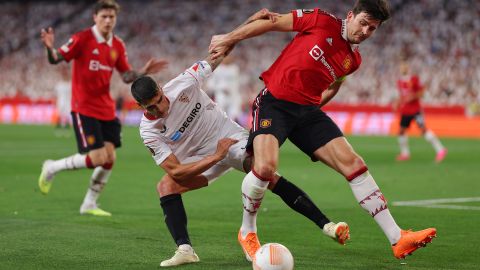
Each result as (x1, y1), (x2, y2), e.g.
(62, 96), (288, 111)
(160, 244), (200, 267)
(38, 160), (55, 194)
(238, 230), (261, 262)
(322, 222), (350, 245)
(435, 148), (447, 163)
(396, 154), (410, 161)
(392, 228), (437, 259)
(80, 204), (112, 217)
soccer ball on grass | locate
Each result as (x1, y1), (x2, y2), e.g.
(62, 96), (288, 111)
(252, 243), (294, 270)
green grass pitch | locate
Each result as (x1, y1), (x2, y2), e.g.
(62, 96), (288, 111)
(1, 124), (479, 269)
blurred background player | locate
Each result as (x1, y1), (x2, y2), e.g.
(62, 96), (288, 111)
(37, 0), (167, 216)
(206, 54), (243, 122)
(393, 61), (447, 162)
(54, 66), (71, 137)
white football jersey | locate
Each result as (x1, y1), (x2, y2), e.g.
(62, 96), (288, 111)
(139, 60), (248, 179)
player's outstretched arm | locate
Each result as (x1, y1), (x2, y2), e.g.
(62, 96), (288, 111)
(160, 138), (238, 183)
(319, 79), (344, 108)
(122, 58), (168, 83)
(40, 27), (64, 64)
(209, 9), (292, 59)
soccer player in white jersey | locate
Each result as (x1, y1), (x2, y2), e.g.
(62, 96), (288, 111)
(130, 10), (349, 267)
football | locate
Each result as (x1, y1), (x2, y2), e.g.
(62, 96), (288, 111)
(252, 243), (294, 270)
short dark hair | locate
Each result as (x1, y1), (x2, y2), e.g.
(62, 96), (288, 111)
(131, 76), (159, 104)
(352, 0), (390, 23)
(94, 0), (120, 14)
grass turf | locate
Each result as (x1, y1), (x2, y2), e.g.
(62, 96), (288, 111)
(0, 124), (479, 269)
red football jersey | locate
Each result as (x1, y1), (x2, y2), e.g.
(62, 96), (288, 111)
(397, 75), (422, 115)
(59, 26), (131, 120)
(261, 8), (362, 105)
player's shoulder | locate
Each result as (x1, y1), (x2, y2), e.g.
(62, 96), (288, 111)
(297, 8), (340, 21)
(112, 35), (127, 48)
(75, 28), (94, 40)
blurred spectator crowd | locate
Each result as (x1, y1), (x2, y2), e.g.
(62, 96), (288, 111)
(1, 0), (479, 110)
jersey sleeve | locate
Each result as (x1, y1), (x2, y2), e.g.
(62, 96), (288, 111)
(115, 38), (132, 73)
(140, 126), (172, 166)
(292, 8), (320, 32)
(58, 33), (82, 62)
(182, 60), (213, 87)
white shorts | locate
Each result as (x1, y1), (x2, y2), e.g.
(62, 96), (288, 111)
(182, 124), (249, 184)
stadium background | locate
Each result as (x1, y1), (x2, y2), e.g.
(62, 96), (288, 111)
(1, 0), (480, 136)
(1, 1), (479, 269)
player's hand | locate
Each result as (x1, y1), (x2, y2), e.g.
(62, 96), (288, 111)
(248, 8), (280, 23)
(214, 138), (239, 159)
(209, 34), (234, 60)
(140, 58), (168, 75)
(40, 27), (55, 49)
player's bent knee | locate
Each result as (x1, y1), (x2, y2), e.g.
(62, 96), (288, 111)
(253, 163), (276, 181)
(157, 175), (185, 197)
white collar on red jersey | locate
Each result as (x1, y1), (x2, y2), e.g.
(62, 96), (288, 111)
(341, 19), (359, 51)
(91, 25), (113, 46)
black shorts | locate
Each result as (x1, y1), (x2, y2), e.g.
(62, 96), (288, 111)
(247, 89), (343, 161)
(71, 112), (122, 154)
(400, 112), (425, 129)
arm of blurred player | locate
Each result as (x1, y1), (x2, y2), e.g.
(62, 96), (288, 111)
(209, 9), (291, 59)
(40, 27), (65, 64)
(122, 58), (169, 83)
(159, 138), (238, 183)
(319, 78), (344, 108)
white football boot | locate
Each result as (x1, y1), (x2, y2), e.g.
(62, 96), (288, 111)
(322, 222), (350, 245)
(160, 244), (200, 267)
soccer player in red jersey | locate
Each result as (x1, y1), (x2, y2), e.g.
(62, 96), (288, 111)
(38, 0), (167, 217)
(394, 61), (447, 162)
(210, 0), (436, 259)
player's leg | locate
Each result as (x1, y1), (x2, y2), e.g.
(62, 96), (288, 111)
(267, 174), (349, 245)
(397, 115), (412, 161)
(79, 143), (115, 216)
(157, 173), (209, 267)
(79, 117), (121, 216)
(38, 112), (100, 194)
(416, 113), (447, 162)
(313, 137), (436, 258)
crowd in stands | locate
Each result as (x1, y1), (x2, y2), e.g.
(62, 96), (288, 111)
(1, 0), (479, 110)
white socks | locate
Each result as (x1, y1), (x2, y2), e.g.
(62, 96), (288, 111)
(240, 171), (269, 238)
(349, 171), (401, 244)
(48, 153), (88, 174)
(81, 166), (112, 209)
(424, 130), (444, 153)
(398, 135), (410, 156)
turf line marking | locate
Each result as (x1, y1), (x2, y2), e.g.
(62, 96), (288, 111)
(393, 197), (480, 211)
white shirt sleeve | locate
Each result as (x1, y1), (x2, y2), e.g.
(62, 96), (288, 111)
(140, 127), (173, 166)
(182, 60), (213, 87)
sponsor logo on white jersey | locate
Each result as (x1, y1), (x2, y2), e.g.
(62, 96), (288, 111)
(170, 103), (202, 142)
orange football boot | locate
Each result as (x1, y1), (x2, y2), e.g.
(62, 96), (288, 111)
(392, 228), (437, 259)
(238, 230), (261, 262)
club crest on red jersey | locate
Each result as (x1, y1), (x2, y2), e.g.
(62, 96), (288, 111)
(110, 49), (118, 61)
(342, 55), (352, 72)
(260, 119), (272, 128)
